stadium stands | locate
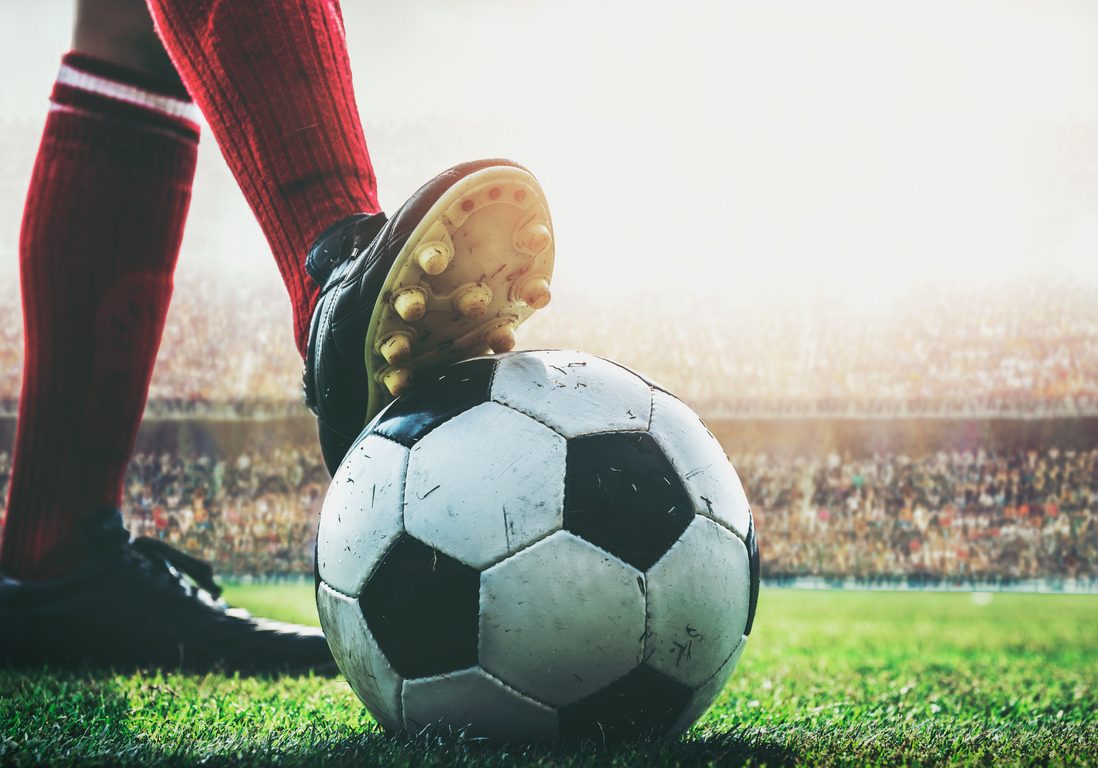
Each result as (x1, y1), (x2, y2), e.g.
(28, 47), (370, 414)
(744, 447), (1097, 586)
(0, 444), (1092, 584)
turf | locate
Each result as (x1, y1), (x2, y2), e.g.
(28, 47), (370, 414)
(1, 587), (1094, 767)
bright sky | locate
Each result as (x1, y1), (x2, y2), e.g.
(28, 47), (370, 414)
(1, 0), (1096, 307)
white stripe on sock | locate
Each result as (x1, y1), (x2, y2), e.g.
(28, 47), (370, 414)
(56, 64), (200, 123)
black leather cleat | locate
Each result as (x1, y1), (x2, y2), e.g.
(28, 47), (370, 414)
(303, 159), (555, 474)
(0, 508), (334, 675)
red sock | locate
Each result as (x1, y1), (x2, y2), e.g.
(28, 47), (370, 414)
(146, 0), (381, 355)
(0, 54), (198, 580)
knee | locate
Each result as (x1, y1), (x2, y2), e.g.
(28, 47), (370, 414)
(72, 0), (180, 83)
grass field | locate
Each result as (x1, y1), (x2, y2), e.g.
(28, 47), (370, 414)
(1, 586), (1094, 767)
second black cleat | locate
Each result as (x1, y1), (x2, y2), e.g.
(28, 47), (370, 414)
(0, 508), (334, 675)
(303, 159), (556, 474)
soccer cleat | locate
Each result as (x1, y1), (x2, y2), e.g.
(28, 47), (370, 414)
(0, 508), (334, 675)
(303, 159), (555, 474)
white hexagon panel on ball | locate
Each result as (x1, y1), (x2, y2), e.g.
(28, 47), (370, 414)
(490, 350), (653, 437)
(403, 401), (567, 570)
(402, 667), (558, 740)
(316, 434), (409, 595)
(479, 530), (646, 707)
(644, 515), (751, 688)
(648, 390), (751, 539)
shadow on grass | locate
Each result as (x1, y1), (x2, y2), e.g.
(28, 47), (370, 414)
(1, 669), (799, 768)
(277, 726), (803, 768)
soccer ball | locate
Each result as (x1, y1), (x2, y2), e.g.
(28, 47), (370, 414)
(315, 350), (759, 741)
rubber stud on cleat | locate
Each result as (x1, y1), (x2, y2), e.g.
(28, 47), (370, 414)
(486, 323), (516, 353)
(517, 222), (552, 255)
(518, 277), (552, 309)
(393, 288), (427, 322)
(453, 284), (493, 319)
(415, 241), (452, 275)
(382, 367), (412, 397)
(379, 333), (413, 365)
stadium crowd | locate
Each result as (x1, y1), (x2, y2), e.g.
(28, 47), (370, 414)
(746, 446), (1098, 585)
(0, 443), (1093, 585)
(0, 277), (1095, 419)
(113, 448), (329, 576)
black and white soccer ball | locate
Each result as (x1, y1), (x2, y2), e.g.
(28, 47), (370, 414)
(315, 350), (759, 741)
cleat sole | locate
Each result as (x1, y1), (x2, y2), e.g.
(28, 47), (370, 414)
(363, 165), (555, 419)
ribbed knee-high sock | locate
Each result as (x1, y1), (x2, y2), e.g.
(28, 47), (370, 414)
(146, 0), (381, 355)
(0, 53), (198, 580)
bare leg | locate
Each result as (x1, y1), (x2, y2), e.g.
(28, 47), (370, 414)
(73, 0), (180, 81)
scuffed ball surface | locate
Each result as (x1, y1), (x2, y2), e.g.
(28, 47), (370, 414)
(316, 351), (759, 741)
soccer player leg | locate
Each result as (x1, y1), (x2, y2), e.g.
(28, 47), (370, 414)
(145, 0), (556, 473)
(0, 0), (333, 674)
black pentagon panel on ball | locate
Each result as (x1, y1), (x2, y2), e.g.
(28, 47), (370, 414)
(559, 665), (692, 742)
(564, 432), (694, 570)
(371, 357), (498, 447)
(745, 513), (760, 636)
(359, 534), (479, 678)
